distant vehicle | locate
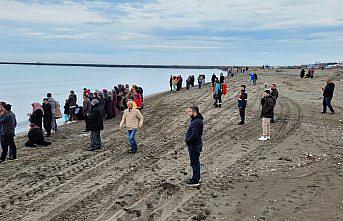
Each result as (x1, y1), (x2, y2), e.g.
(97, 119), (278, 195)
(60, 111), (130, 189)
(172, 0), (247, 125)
(325, 64), (338, 69)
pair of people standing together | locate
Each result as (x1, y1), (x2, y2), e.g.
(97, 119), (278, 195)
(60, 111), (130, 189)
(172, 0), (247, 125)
(86, 100), (144, 154)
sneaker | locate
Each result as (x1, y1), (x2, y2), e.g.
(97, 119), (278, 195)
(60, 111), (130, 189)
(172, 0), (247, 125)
(270, 120), (275, 123)
(266, 136), (271, 140)
(321, 112), (327, 114)
(238, 122), (244, 125)
(329, 112), (335, 114)
(258, 136), (268, 141)
(0, 160), (5, 163)
(186, 179), (200, 187)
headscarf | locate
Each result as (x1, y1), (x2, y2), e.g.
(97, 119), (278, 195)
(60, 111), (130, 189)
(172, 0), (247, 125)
(32, 103), (44, 113)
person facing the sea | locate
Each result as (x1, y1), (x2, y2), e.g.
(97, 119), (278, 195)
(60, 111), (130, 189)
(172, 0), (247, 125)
(238, 85), (248, 125)
(259, 90), (276, 141)
(211, 73), (216, 87)
(321, 79), (335, 114)
(42, 98), (52, 137)
(120, 101), (144, 154)
(67, 90), (77, 122)
(25, 123), (51, 147)
(220, 73), (225, 84)
(28, 103), (44, 129)
(47, 93), (58, 132)
(86, 99), (104, 151)
(185, 106), (204, 187)
(213, 78), (222, 108)
(0, 104), (17, 162)
(249, 72), (255, 85)
(270, 84), (279, 123)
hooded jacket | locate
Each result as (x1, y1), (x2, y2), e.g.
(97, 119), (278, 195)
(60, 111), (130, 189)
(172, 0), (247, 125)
(261, 96), (276, 118)
(86, 104), (104, 131)
(185, 113), (204, 146)
(0, 111), (17, 136)
(271, 88), (279, 100)
(323, 82), (335, 97)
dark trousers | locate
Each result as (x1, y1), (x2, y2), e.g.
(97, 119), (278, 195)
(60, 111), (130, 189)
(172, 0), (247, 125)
(239, 107), (246, 123)
(323, 97), (334, 113)
(90, 131), (102, 149)
(1, 134), (16, 160)
(188, 144), (202, 183)
(215, 94), (222, 106)
(43, 118), (52, 136)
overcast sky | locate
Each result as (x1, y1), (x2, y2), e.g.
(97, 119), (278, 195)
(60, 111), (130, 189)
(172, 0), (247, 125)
(0, 0), (342, 65)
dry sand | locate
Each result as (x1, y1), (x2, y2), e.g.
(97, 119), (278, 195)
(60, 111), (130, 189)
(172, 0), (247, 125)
(0, 68), (342, 221)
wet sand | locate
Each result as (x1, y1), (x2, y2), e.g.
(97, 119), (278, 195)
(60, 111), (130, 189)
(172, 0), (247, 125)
(0, 68), (342, 221)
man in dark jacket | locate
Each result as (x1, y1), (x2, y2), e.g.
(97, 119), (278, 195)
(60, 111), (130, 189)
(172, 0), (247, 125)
(270, 83), (279, 123)
(238, 85), (248, 125)
(185, 106), (204, 187)
(322, 79), (335, 114)
(211, 73), (217, 87)
(86, 99), (104, 151)
(42, 98), (52, 136)
(259, 90), (276, 141)
(0, 104), (17, 162)
(67, 90), (77, 122)
(300, 69), (305, 78)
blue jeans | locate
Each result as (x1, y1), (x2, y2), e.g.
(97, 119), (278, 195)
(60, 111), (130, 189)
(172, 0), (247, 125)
(128, 129), (138, 152)
(323, 97), (334, 113)
(188, 144), (202, 183)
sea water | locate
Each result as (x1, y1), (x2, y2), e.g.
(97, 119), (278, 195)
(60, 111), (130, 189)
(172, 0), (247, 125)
(0, 65), (222, 133)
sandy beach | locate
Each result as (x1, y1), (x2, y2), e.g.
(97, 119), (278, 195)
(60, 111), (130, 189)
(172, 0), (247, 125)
(0, 68), (342, 221)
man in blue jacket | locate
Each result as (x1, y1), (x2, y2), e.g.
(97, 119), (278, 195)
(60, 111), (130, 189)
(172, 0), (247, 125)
(185, 106), (204, 187)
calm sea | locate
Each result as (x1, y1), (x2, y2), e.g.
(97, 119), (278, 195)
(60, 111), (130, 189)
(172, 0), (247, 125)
(0, 65), (222, 133)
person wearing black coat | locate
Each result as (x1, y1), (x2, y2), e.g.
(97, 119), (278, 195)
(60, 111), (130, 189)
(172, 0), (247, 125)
(0, 104), (17, 162)
(237, 85), (248, 125)
(322, 80), (335, 114)
(86, 99), (104, 151)
(259, 90), (276, 141)
(104, 93), (113, 120)
(25, 123), (51, 147)
(42, 98), (52, 136)
(211, 73), (217, 87)
(185, 106), (204, 187)
(270, 84), (279, 123)
(29, 103), (43, 129)
(300, 69), (305, 78)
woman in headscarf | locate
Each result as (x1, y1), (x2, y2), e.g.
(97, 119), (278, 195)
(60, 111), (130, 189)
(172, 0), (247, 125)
(29, 103), (44, 129)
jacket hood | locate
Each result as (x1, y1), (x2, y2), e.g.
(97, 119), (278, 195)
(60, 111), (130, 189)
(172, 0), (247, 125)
(192, 113), (204, 121)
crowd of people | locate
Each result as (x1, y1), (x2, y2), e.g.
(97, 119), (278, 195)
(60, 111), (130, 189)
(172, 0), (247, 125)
(300, 67), (315, 78)
(0, 70), (337, 191)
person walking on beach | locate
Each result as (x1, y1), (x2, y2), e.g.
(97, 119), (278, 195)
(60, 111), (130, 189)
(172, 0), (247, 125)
(185, 106), (204, 187)
(120, 101), (144, 154)
(67, 91), (77, 122)
(321, 79), (335, 114)
(29, 103), (44, 129)
(270, 84), (279, 123)
(254, 73), (258, 85)
(249, 72), (255, 85)
(86, 99), (104, 151)
(42, 98), (52, 137)
(47, 93), (58, 132)
(238, 85), (248, 125)
(0, 104), (17, 162)
(259, 90), (276, 141)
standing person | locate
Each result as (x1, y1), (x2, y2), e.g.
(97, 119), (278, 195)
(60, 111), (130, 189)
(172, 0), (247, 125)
(186, 76), (191, 90)
(211, 73), (217, 87)
(249, 72), (255, 85)
(238, 85), (248, 125)
(253, 73), (258, 85)
(63, 99), (70, 123)
(169, 75), (173, 91)
(29, 103), (44, 129)
(214, 79), (222, 107)
(198, 74), (203, 89)
(120, 101), (144, 154)
(185, 106), (204, 187)
(132, 88), (143, 110)
(270, 84), (279, 123)
(67, 91), (77, 122)
(300, 69), (305, 78)
(321, 79), (335, 114)
(42, 98), (52, 137)
(259, 90), (276, 141)
(0, 104), (17, 162)
(47, 93), (58, 132)
(0, 102), (6, 153)
(82, 94), (91, 132)
(103, 89), (113, 119)
(86, 99), (104, 151)
(172, 76), (178, 92)
(220, 73), (225, 84)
